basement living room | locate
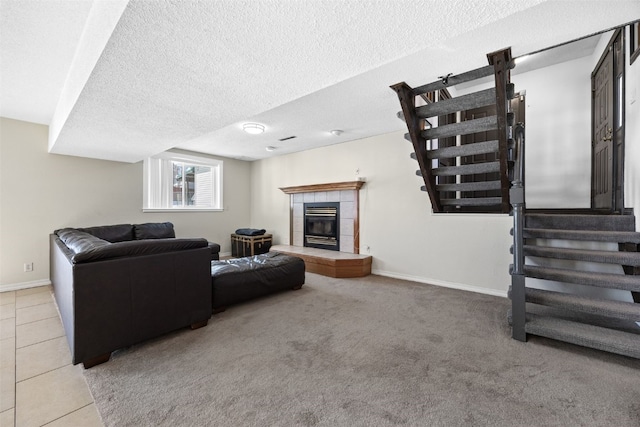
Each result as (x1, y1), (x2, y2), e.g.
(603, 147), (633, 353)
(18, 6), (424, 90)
(1, 1), (640, 426)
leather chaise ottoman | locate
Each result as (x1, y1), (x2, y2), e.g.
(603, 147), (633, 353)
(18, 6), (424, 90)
(210, 252), (305, 312)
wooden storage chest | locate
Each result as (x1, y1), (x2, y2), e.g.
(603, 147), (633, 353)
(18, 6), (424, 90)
(231, 233), (273, 257)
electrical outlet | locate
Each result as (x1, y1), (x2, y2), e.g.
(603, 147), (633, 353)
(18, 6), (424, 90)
(366, 246), (371, 253)
(24, 262), (34, 272)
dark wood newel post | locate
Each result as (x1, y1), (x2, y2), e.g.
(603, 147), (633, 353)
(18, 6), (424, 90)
(487, 47), (513, 213)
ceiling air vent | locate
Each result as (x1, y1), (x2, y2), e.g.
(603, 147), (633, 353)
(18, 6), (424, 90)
(278, 136), (297, 141)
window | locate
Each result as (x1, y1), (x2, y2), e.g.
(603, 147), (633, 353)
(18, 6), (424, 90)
(143, 152), (223, 211)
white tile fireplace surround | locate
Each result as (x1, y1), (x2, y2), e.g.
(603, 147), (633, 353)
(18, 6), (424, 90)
(280, 181), (365, 254)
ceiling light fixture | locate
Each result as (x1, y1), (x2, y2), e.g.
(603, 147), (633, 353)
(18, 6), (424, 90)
(265, 146), (277, 152)
(243, 123), (265, 135)
(330, 129), (343, 136)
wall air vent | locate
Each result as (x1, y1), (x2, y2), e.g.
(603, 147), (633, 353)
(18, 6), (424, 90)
(278, 136), (297, 141)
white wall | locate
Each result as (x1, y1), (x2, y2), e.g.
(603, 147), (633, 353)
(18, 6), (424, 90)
(250, 131), (512, 297)
(0, 118), (252, 290)
(511, 56), (593, 208)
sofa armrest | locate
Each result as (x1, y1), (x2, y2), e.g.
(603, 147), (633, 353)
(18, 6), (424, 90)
(52, 242), (212, 366)
(208, 242), (221, 260)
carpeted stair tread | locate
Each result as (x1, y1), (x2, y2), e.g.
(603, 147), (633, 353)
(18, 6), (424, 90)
(522, 264), (640, 292)
(524, 214), (635, 232)
(425, 139), (499, 160)
(431, 161), (500, 177)
(524, 313), (640, 359)
(524, 287), (640, 320)
(440, 197), (502, 206)
(524, 245), (640, 266)
(506, 306), (640, 334)
(435, 180), (502, 193)
(523, 228), (640, 243)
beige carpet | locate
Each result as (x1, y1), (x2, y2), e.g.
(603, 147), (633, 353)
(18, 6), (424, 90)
(83, 273), (640, 426)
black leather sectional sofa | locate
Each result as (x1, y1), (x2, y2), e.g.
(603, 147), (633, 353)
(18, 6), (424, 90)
(50, 222), (218, 368)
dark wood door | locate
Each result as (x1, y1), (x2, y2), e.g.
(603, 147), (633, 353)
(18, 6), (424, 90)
(592, 29), (625, 212)
(591, 46), (614, 210)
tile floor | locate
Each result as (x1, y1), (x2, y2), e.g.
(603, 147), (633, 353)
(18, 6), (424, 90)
(0, 286), (103, 427)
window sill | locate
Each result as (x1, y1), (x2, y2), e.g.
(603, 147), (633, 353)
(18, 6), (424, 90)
(142, 208), (224, 213)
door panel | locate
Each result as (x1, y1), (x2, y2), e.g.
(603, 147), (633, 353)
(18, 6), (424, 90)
(592, 46), (614, 210)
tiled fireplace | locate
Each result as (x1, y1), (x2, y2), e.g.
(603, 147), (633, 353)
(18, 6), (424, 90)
(280, 181), (365, 254)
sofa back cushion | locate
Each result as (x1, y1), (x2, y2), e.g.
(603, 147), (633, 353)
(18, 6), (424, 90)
(56, 229), (111, 254)
(134, 222), (175, 240)
(72, 238), (207, 263)
(78, 224), (134, 242)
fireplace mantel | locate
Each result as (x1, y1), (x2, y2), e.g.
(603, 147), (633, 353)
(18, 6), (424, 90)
(279, 180), (365, 194)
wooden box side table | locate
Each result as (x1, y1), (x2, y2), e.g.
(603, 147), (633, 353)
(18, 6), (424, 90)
(231, 233), (273, 257)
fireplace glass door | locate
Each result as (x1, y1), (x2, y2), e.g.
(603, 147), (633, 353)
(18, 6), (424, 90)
(304, 202), (339, 251)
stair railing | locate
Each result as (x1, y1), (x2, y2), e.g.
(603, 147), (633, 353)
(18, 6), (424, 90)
(510, 122), (526, 341)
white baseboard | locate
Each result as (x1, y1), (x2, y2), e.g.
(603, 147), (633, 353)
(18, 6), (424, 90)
(219, 251), (232, 258)
(0, 279), (52, 293)
(0, 271), (508, 299)
(371, 269), (508, 299)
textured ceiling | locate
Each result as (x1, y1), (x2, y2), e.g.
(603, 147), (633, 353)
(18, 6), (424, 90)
(0, 0), (94, 125)
(1, 0), (639, 162)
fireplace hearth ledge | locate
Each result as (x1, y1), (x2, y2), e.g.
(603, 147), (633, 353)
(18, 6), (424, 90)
(270, 245), (372, 278)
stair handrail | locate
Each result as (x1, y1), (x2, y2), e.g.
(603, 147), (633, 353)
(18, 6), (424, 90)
(512, 122), (525, 190)
(510, 122), (526, 341)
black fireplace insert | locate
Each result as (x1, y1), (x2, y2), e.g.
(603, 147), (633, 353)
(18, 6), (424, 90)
(304, 202), (339, 251)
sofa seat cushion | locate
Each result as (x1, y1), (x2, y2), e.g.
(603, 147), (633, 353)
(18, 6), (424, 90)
(134, 222), (175, 240)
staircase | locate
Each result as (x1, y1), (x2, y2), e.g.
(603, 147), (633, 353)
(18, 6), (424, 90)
(392, 46), (640, 359)
(510, 212), (640, 358)
(391, 47), (515, 213)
